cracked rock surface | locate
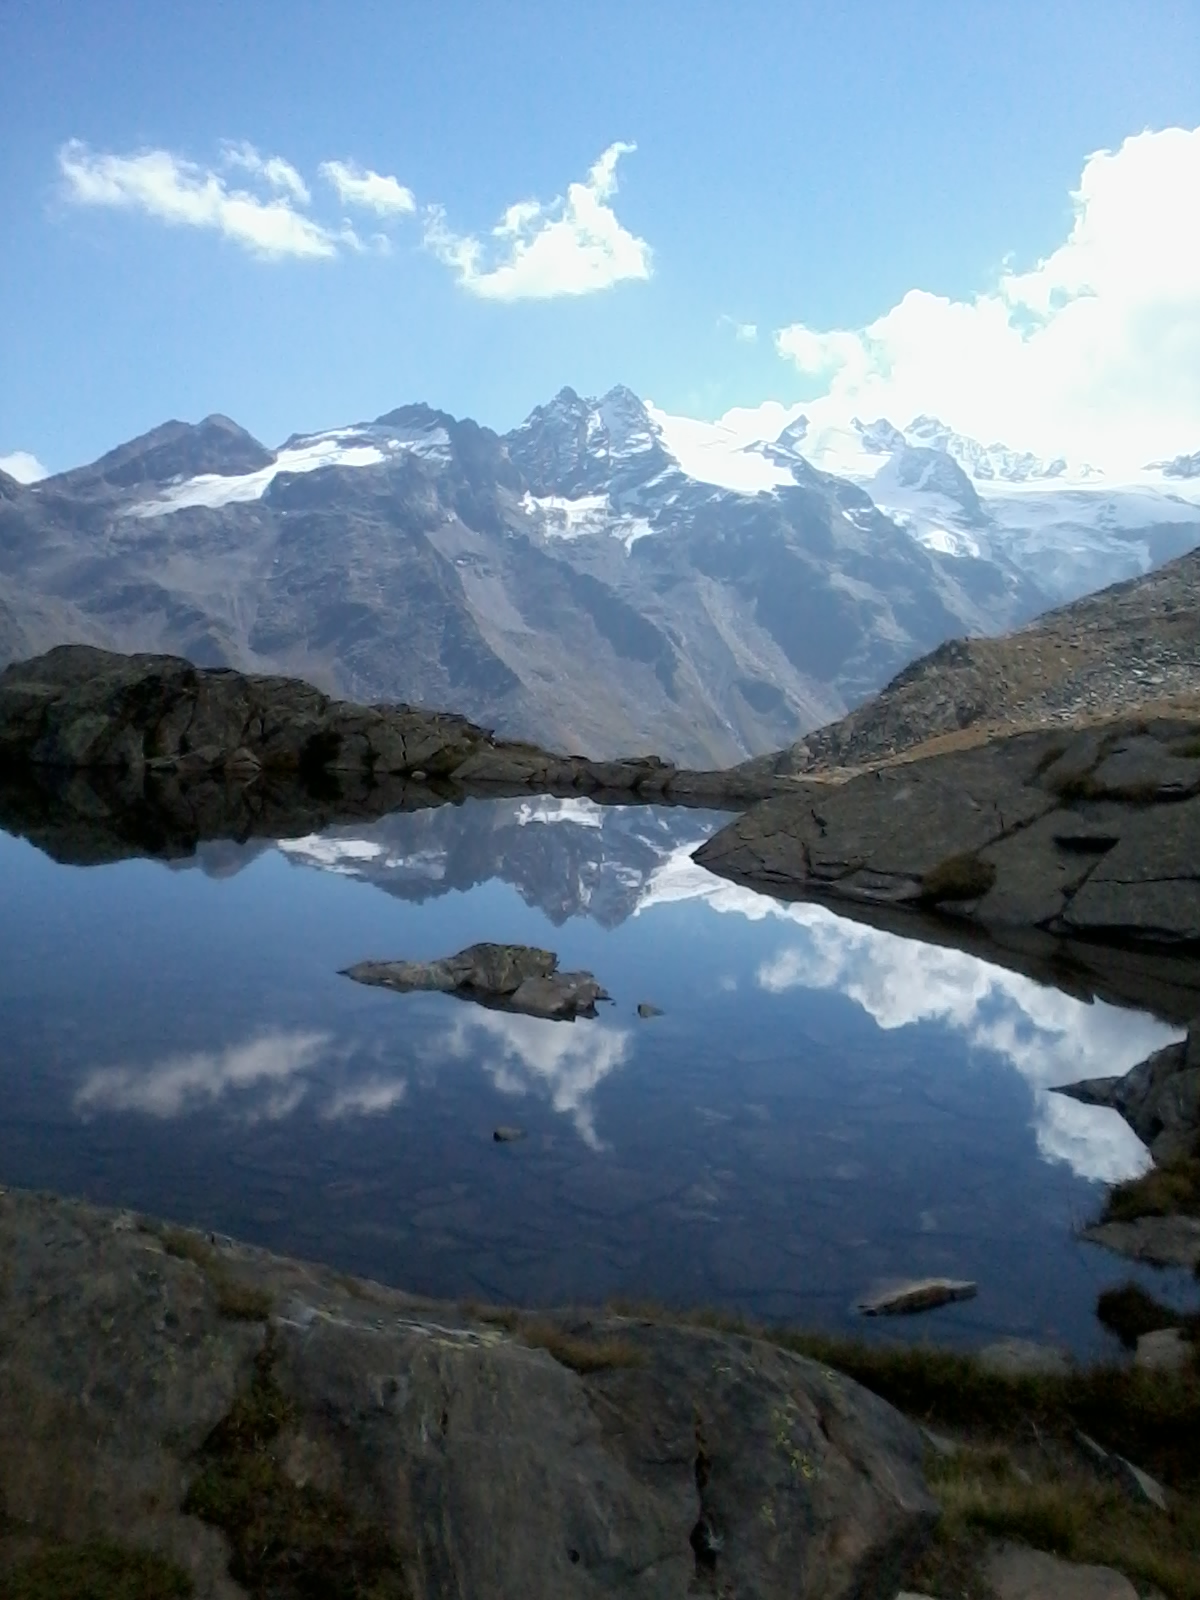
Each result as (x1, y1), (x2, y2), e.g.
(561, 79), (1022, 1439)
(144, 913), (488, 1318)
(0, 1185), (936, 1599)
(696, 716), (1200, 947)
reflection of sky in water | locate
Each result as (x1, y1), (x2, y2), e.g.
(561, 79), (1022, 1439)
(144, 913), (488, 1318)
(639, 847), (1181, 1183)
(0, 802), (1189, 1351)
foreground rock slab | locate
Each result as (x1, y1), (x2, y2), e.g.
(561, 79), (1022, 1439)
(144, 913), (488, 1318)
(342, 942), (610, 1020)
(0, 1185), (937, 1599)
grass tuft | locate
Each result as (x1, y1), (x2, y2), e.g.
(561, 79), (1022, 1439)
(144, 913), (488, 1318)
(159, 1228), (272, 1322)
(517, 1320), (644, 1374)
(1169, 736), (1200, 759)
(919, 852), (997, 904)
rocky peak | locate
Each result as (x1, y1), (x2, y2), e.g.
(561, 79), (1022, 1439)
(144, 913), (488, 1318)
(42, 415), (275, 497)
(505, 383), (669, 497)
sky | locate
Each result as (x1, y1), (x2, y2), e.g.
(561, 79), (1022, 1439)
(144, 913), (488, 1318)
(2, 0), (1199, 478)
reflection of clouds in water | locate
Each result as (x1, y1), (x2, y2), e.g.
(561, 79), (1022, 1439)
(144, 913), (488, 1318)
(322, 1076), (408, 1119)
(74, 1030), (410, 1126)
(641, 846), (1181, 1183)
(75, 1029), (332, 1121)
(441, 1012), (631, 1149)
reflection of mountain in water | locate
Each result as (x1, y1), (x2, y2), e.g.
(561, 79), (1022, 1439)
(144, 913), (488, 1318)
(270, 797), (733, 927)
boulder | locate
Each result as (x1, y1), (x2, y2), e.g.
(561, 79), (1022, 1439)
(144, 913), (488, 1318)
(0, 1184), (940, 1600)
(1134, 1328), (1193, 1373)
(342, 943), (610, 1021)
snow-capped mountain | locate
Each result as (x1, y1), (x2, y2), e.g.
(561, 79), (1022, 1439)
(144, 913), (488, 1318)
(2, 385), (1197, 764)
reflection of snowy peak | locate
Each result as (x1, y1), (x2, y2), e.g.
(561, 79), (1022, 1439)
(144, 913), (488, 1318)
(270, 797), (731, 928)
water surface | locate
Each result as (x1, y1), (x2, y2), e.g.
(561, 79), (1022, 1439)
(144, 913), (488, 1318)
(0, 795), (1190, 1353)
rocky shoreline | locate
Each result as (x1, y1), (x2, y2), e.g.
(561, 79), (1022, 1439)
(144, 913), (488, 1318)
(1, 1182), (1197, 1600)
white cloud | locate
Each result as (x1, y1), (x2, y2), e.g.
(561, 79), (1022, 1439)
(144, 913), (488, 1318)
(58, 139), (338, 260)
(0, 450), (48, 483)
(424, 141), (651, 301)
(441, 1011), (631, 1148)
(719, 315), (758, 343)
(322, 1075), (408, 1118)
(638, 844), (1180, 1183)
(774, 125), (1200, 473)
(319, 159), (415, 216)
(74, 1029), (331, 1119)
(222, 140), (310, 204)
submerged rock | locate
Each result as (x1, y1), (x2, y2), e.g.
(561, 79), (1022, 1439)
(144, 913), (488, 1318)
(493, 1126), (527, 1143)
(856, 1278), (977, 1317)
(342, 942), (610, 1021)
(1080, 1214), (1200, 1270)
(0, 1183), (939, 1600)
(636, 1001), (664, 1018)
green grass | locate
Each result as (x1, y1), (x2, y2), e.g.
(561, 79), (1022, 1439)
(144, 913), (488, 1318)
(927, 1444), (1200, 1600)
(182, 1334), (411, 1600)
(919, 852), (997, 904)
(0, 1536), (192, 1600)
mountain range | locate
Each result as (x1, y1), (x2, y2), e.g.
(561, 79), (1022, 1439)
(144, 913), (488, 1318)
(2, 388), (1198, 765)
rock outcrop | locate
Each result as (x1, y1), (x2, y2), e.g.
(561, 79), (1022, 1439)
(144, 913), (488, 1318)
(697, 716), (1200, 947)
(0, 1184), (938, 1599)
(342, 943), (610, 1021)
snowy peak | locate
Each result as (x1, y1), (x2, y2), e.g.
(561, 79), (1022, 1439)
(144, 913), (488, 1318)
(506, 384), (670, 496)
(901, 415), (1071, 482)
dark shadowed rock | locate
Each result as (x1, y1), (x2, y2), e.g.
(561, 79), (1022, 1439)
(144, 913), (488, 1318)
(0, 1184), (939, 1600)
(1052, 1027), (1200, 1163)
(342, 942), (610, 1020)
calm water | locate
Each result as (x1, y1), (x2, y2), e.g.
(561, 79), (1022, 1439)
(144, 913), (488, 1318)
(0, 795), (1191, 1354)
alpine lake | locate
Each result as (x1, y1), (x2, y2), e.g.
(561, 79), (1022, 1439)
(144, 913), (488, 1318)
(1, 791), (1194, 1356)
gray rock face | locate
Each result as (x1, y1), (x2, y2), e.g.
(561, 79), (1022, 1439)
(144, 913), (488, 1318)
(342, 943), (610, 1021)
(1135, 1327), (1193, 1373)
(0, 1184), (939, 1600)
(1053, 1027), (1200, 1162)
(697, 716), (1200, 948)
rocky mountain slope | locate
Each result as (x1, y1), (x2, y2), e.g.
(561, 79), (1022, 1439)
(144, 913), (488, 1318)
(12, 385), (1191, 767)
(744, 541), (1200, 779)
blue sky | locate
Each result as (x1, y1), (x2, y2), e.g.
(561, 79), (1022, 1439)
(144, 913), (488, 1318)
(2, 0), (1199, 475)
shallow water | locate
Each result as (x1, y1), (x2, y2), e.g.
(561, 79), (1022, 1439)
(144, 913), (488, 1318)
(0, 795), (1192, 1353)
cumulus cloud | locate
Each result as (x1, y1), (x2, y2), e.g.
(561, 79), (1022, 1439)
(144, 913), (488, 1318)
(221, 140), (310, 204)
(319, 159), (415, 215)
(322, 1075), (408, 1118)
(424, 141), (651, 300)
(58, 139), (339, 259)
(774, 125), (1200, 472)
(0, 450), (48, 483)
(441, 1011), (631, 1148)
